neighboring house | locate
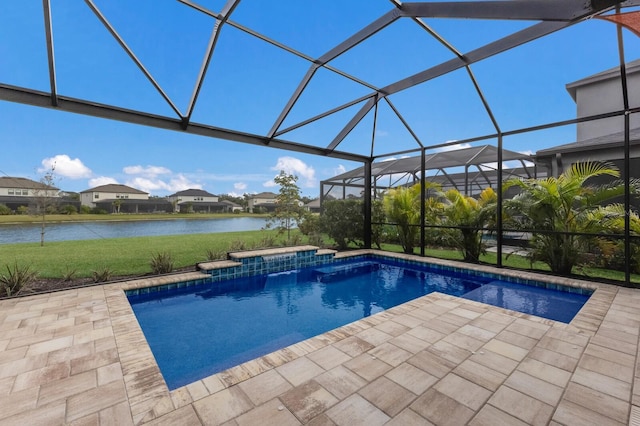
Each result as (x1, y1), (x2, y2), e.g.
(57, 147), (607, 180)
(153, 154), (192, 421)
(536, 60), (640, 178)
(305, 198), (321, 213)
(247, 192), (278, 213)
(0, 176), (61, 211)
(80, 184), (170, 213)
(220, 199), (244, 213)
(167, 189), (233, 213)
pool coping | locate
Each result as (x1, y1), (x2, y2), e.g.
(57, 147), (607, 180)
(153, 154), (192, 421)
(109, 249), (615, 423)
(1, 248), (638, 424)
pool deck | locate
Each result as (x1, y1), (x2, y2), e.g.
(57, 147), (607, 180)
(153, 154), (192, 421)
(1, 249), (639, 425)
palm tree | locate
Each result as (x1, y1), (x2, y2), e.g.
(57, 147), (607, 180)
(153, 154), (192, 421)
(441, 187), (497, 263)
(503, 161), (637, 274)
(383, 185), (421, 254)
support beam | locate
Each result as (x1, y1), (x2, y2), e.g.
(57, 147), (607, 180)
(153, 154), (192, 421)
(0, 84), (369, 163)
(185, 0), (241, 124)
(42, 0), (57, 106)
(399, 0), (619, 22)
(327, 96), (378, 152)
(84, 0), (184, 119)
(269, 8), (400, 138)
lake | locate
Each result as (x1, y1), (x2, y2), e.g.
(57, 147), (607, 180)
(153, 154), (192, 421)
(0, 217), (269, 244)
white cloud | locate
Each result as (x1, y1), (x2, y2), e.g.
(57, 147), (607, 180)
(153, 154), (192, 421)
(263, 180), (277, 188)
(234, 182), (247, 191)
(88, 176), (118, 187)
(333, 165), (346, 176)
(434, 142), (472, 153)
(40, 154), (92, 179)
(125, 173), (201, 194)
(271, 156), (316, 188)
(123, 165), (171, 178)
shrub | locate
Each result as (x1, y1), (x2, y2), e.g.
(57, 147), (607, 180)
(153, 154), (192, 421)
(0, 204), (12, 215)
(91, 208), (108, 215)
(16, 206), (28, 215)
(60, 205), (78, 215)
(80, 205), (92, 214)
(92, 266), (113, 283)
(150, 251), (174, 275)
(259, 234), (277, 248)
(62, 266), (78, 282)
(206, 248), (227, 261)
(0, 262), (37, 297)
(229, 239), (250, 252)
(320, 200), (364, 250)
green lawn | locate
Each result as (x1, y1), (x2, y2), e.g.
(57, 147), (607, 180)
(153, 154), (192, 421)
(0, 229), (287, 279)
(1, 227), (636, 285)
(379, 242), (640, 285)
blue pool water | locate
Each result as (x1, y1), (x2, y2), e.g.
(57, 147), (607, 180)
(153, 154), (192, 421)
(127, 257), (591, 390)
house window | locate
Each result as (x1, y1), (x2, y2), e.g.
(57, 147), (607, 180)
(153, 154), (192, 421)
(95, 194), (99, 199)
(8, 189), (13, 195)
(22, 190), (28, 195)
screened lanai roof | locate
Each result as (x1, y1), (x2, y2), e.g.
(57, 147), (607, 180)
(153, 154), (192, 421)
(2, 1), (640, 166)
(329, 145), (532, 184)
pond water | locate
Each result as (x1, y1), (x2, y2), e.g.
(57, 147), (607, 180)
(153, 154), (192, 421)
(0, 217), (268, 244)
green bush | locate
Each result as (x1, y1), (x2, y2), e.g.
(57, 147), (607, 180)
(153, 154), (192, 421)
(80, 205), (91, 214)
(60, 205), (78, 215)
(150, 251), (174, 275)
(0, 262), (37, 297)
(62, 266), (78, 282)
(92, 266), (113, 283)
(16, 206), (28, 215)
(320, 200), (364, 250)
(205, 248), (227, 261)
(0, 204), (12, 215)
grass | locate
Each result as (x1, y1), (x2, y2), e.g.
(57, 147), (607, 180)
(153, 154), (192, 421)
(1, 225), (638, 285)
(379, 242), (640, 284)
(0, 229), (291, 279)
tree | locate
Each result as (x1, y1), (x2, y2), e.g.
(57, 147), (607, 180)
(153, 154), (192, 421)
(504, 161), (639, 274)
(441, 187), (497, 263)
(320, 199), (364, 249)
(32, 165), (59, 246)
(383, 185), (421, 254)
(267, 171), (305, 241)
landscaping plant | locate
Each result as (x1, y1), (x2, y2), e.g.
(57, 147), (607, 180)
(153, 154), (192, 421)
(150, 251), (174, 275)
(504, 161), (639, 274)
(0, 261), (37, 297)
(441, 187), (497, 263)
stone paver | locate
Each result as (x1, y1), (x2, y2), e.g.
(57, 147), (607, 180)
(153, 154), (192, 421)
(1, 249), (639, 425)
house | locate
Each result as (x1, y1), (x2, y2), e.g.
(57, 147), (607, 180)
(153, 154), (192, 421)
(220, 199), (244, 213)
(535, 60), (640, 178)
(80, 184), (170, 213)
(167, 189), (234, 213)
(247, 192), (278, 213)
(0, 176), (61, 212)
(305, 198), (321, 213)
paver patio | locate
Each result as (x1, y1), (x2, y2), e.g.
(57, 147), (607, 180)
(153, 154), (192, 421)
(0, 250), (639, 425)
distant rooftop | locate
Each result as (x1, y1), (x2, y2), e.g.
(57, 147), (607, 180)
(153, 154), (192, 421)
(169, 189), (217, 198)
(0, 176), (58, 191)
(81, 184), (148, 195)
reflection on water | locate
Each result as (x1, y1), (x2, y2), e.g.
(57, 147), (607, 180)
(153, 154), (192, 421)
(0, 217), (268, 244)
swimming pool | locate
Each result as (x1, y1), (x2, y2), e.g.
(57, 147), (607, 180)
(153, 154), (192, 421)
(127, 256), (591, 390)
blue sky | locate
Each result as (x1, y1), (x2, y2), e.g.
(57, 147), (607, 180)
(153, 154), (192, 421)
(1, 1), (640, 197)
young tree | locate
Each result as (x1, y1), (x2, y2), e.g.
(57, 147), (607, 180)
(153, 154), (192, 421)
(383, 184), (422, 254)
(32, 165), (59, 246)
(268, 171), (305, 241)
(441, 187), (497, 263)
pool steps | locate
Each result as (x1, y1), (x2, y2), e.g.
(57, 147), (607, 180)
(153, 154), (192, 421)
(197, 245), (338, 281)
